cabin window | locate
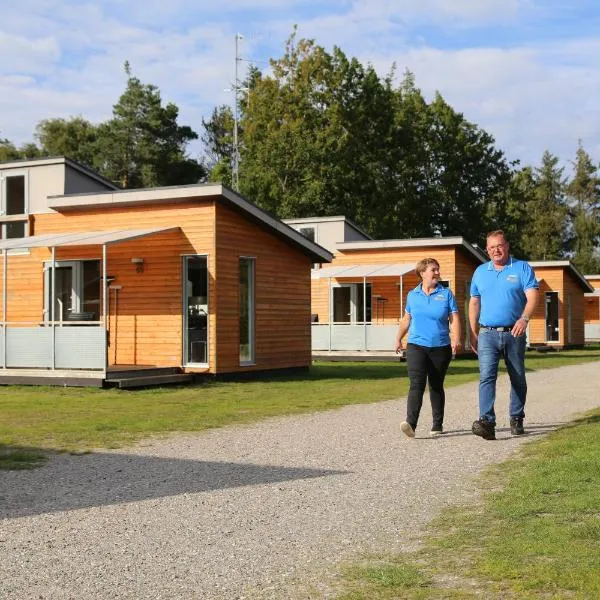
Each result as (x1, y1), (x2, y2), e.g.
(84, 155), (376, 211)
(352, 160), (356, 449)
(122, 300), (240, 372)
(1, 172), (29, 241)
(239, 257), (255, 364)
(298, 226), (315, 242)
(183, 255), (208, 365)
(44, 260), (101, 322)
(332, 283), (372, 323)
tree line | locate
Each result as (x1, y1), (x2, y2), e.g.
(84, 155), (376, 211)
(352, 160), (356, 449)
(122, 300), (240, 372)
(2, 34), (599, 272)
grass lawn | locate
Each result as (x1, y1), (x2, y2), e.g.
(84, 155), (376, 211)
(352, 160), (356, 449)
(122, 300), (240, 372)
(335, 408), (600, 599)
(0, 346), (599, 461)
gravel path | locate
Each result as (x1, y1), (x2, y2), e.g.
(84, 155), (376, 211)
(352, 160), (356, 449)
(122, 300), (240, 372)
(2, 361), (599, 599)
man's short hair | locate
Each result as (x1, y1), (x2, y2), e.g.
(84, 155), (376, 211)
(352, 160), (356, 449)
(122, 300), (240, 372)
(486, 229), (507, 241)
(415, 257), (440, 277)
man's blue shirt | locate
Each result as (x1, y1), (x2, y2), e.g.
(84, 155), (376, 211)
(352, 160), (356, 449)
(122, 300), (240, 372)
(405, 283), (459, 347)
(470, 257), (538, 326)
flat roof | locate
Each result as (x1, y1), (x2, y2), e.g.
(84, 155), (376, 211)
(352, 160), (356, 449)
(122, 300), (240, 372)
(312, 263), (415, 279)
(0, 156), (118, 190)
(47, 183), (333, 264)
(0, 227), (180, 250)
(335, 237), (487, 263)
(529, 261), (594, 292)
(282, 215), (372, 240)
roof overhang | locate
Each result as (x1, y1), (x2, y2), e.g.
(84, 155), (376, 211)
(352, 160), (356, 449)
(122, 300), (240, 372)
(312, 263), (415, 279)
(0, 227), (180, 251)
(47, 184), (333, 264)
(529, 261), (594, 292)
(335, 237), (487, 263)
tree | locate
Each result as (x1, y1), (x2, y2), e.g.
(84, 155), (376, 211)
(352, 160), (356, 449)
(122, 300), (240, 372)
(420, 92), (512, 243)
(216, 31), (512, 241)
(566, 142), (600, 273)
(201, 105), (234, 186)
(521, 151), (569, 260)
(0, 138), (41, 161)
(35, 117), (99, 166)
(94, 62), (206, 188)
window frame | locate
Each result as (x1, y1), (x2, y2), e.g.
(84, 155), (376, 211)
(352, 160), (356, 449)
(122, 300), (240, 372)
(239, 256), (256, 365)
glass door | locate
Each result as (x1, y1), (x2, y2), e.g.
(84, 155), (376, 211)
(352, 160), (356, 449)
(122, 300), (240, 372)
(183, 256), (208, 365)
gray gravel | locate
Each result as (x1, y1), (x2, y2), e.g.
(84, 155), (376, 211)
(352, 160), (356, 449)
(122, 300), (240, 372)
(1, 361), (599, 599)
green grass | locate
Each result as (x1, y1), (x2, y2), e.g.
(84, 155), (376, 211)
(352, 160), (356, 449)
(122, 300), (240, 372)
(334, 409), (600, 599)
(0, 346), (599, 459)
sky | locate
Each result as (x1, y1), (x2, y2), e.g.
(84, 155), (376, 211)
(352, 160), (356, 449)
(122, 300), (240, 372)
(1, 0), (599, 172)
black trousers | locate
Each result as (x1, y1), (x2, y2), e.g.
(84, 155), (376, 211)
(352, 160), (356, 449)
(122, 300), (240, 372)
(405, 343), (452, 429)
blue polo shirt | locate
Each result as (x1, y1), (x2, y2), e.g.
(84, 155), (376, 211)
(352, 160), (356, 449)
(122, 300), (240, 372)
(470, 257), (538, 326)
(405, 284), (459, 347)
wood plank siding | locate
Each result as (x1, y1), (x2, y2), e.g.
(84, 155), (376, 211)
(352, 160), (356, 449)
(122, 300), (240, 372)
(214, 204), (312, 373)
(528, 266), (586, 347)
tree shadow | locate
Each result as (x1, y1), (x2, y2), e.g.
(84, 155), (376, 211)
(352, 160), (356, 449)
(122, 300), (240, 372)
(0, 451), (349, 519)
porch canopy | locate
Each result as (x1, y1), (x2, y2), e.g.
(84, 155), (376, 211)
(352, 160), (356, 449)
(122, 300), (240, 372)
(311, 262), (415, 279)
(0, 226), (179, 251)
(0, 226), (180, 371)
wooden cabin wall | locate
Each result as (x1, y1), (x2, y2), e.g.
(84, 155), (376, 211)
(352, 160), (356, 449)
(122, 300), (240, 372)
(584, 296), (600, 324)
(563, 271), (585, 345)
(31, 203), (214, 368)
(214, 204), (312, 373)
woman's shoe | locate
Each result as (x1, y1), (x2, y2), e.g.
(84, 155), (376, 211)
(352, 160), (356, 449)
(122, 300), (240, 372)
(400, 421), (415, 438)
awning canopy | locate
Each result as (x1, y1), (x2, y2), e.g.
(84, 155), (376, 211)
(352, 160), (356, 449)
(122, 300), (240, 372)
(0, 227), (180, 250)
(311, 263), (415, 279)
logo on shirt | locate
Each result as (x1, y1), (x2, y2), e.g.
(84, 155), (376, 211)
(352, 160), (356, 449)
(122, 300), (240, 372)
(434, 294), (445, 301)
(506, 274), (519, 283)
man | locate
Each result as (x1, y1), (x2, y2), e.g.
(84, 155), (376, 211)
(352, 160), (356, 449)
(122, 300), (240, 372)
(468, 230), (539, 440)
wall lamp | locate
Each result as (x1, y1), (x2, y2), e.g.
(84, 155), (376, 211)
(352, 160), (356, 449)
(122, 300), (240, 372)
(131, 257), (145, 273)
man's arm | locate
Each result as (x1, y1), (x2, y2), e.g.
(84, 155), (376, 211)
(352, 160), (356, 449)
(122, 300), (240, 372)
(511, 287), (539, 337)
(468, 296), (481, 354)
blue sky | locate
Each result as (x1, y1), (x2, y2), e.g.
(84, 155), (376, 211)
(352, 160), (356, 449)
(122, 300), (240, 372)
(1, 0), (599, 171)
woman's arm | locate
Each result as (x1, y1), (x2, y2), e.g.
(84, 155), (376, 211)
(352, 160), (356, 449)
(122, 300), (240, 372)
(395, 312), (411, 353)
(449, 312), (462, 355)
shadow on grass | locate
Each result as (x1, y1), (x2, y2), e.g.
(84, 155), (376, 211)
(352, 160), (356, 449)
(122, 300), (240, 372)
(0, 451), (349, 519)
(0, 444), (48, 470)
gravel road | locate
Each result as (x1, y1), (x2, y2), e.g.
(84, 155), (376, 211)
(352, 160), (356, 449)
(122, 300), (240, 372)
(1, 361), (599, 599)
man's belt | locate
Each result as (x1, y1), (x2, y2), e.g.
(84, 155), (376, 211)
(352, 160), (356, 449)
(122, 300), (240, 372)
(480, 325), (514, 332)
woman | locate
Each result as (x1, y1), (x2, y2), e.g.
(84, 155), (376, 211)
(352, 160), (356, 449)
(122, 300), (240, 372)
(394, 258), (461, 437)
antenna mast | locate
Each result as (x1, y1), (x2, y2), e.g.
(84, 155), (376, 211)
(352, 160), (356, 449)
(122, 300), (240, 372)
(232, 33), (243, 192)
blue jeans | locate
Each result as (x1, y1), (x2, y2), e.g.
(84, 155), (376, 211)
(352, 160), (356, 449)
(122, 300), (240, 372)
(478, 329), (527, 424)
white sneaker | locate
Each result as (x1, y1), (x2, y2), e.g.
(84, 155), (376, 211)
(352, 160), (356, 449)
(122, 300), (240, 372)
(401, 421), (415, 438)
(430, 427), (444, 436)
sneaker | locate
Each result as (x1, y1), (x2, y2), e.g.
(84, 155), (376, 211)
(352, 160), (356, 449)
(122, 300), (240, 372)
(400, 421), (415, 438)
(472, 418), (496, 440)
(430, 426), (444, 436)
(510, 417), (525, 435)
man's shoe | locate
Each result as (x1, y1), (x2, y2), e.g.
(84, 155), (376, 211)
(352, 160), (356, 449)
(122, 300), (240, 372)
(510, 417), (525, 435)
(472, 418), (496, 440)
(430, 426), (444, 436)
(400, 421), (415, 438)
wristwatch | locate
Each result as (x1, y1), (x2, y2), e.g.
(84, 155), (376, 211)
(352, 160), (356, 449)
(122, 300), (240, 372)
(520, 315), (530, 323)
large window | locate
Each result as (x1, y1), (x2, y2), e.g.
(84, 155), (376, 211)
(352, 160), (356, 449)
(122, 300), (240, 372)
(239, 257), (255, 364)
(1, 173), (28, 240)
(44, 260), (101, 322)
(332, 283), (372, 323)
(183, 256), (208, 365)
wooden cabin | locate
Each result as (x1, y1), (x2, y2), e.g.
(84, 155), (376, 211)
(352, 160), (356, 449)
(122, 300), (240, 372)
(308, 237), (486, 354)
(527, 261), (594, 348)
(584, 274), (600, 343)
(0, 157), (332, 387)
